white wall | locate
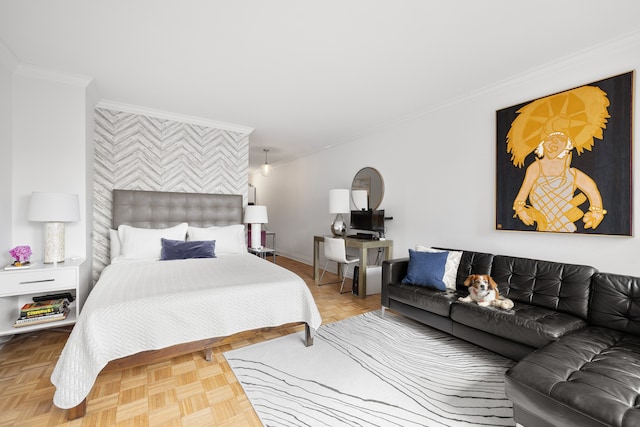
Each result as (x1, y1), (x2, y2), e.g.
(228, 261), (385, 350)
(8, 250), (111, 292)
(11, 66), (94, 263)
(0, 40), (17, 266)
(253, 32), (640, 277)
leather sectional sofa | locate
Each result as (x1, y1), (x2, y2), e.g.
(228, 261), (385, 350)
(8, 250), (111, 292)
(381, 249), (640, 427)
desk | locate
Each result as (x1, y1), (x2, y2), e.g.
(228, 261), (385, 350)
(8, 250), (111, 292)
(313, 235), (393, 298)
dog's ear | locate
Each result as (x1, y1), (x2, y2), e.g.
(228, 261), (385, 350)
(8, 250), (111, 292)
(488, 276), (498, 289)
(464, 275), (475, 287)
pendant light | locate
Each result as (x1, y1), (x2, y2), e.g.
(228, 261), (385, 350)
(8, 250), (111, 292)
(261, 148), (273, 177)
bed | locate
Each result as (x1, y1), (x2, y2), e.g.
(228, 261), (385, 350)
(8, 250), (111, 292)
(50, 189), (322, 419)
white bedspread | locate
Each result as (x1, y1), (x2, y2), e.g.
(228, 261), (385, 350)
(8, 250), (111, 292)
(50, 254), (322, 409)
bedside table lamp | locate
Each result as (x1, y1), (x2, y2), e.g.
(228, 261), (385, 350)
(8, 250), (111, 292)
(244, 205), (268, 249)
(329, 189), (350, 237)
(28, 192), (80, 263)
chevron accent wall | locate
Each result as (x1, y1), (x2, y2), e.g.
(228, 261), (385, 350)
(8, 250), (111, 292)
(93, 107), (250, 282)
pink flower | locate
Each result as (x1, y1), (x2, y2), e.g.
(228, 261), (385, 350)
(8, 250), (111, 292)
(9, 245), (32, 263)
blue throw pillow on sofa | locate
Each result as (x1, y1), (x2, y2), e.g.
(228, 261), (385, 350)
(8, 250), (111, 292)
(401, 249), (448, 291)
(160, 238), (216, 260)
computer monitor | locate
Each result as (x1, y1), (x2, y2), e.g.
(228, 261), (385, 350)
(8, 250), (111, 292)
(350, 210), (385, 233)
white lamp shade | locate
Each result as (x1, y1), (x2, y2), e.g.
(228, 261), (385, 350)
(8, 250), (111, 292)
(28, 192), (80, 222)
(351, 190), (368, 210)
(329, 189), (350, 214)
(244, 205), (268, 224)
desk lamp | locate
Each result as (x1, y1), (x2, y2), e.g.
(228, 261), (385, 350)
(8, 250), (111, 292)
(351, 189), (368, 211)
(329, 189), (349, 237)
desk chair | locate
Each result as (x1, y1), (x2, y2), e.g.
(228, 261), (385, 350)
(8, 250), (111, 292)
(318, 237), (359, 293)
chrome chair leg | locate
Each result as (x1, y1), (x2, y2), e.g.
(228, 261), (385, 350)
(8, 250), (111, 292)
(339, 264), (353, 294)
(318, 261), (341, 286)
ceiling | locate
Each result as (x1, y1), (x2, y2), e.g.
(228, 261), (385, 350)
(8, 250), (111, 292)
(2, 1), (640, 173)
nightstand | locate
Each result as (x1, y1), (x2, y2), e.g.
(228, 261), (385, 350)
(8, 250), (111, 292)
(248, 247), (276, 263)
(0, 259), (85, 336)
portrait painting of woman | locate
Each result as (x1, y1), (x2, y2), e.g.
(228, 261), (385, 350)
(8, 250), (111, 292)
(496, 71), (633, 236)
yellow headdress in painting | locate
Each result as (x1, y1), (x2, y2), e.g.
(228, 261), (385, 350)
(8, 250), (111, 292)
(506, 86), (610, 168)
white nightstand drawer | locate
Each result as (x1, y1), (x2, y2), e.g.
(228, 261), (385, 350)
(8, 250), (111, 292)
(0, 268), (77, 296)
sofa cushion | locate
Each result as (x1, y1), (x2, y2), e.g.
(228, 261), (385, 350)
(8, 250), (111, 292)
(491, 255), (595, 320)
(387, 283), (460, 317)
(450, 300), (586, 348)
(590, 272), (640, 335)
(505, 327), (640, 427)
(450, 250), (494, 291)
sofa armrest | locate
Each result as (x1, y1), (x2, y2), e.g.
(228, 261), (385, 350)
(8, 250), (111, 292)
(381, 257), (409, 307)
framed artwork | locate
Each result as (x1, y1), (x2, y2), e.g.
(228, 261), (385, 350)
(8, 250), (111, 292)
(496, 71), (633, 236)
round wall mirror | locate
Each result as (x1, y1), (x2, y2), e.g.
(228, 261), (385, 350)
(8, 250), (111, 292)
(351, 167), (384, 210)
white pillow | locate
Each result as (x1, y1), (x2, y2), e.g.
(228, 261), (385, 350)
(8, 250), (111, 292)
(188, 224), (247, 255)
(117, 223), (188, 260)
(415, 245), (463, 291)
(109, 229), (121, 261)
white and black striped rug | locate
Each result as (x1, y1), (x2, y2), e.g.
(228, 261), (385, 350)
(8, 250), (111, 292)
(224, 310), (515, 427)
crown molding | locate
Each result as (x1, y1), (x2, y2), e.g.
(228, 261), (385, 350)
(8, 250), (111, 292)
(15, 64), (93, 87)
(96, 100), (254, 134)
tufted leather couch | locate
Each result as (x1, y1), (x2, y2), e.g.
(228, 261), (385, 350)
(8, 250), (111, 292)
(381, 249), (640, 427)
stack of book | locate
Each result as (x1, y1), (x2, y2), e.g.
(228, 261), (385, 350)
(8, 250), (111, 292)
(14, 298), (70, 328)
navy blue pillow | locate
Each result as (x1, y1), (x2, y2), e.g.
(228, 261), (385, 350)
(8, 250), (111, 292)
(160, 238), (216, 260)
(401, 249), (448, 290)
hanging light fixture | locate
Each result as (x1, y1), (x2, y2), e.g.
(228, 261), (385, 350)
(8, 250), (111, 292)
(260, 148), (273, 177)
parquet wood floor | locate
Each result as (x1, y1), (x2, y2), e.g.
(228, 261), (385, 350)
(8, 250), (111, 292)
(0, 256), (381, 426)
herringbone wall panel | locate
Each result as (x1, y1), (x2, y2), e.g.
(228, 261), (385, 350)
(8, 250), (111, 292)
(93, 107), (250, 281)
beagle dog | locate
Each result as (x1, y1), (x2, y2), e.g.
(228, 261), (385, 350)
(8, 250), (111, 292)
(458, 274), (514, 309)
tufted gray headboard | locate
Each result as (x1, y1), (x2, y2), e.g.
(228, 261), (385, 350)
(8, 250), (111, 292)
(112, 189), (243, 229)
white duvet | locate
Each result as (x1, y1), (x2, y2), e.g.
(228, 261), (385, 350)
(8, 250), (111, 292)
(50, 254), (322, 409)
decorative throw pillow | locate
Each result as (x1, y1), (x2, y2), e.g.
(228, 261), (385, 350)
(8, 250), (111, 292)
(415, 245), (463, 291)
(160, 238), (216, 260)
(117, 222), (188, 260)
(402, 249), (448, 291)
(187, 224), (247, 255)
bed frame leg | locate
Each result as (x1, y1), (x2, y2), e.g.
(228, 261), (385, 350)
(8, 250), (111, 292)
(67, 398), (87, 420)
(205, 347), (213, 361)
(304, 323), (314, 347)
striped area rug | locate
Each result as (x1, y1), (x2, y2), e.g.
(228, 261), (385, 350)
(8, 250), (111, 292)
(224, 310), (515, 427)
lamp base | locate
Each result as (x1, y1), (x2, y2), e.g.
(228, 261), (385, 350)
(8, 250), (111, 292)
(331, 214), (346, 237)
(250, 223), (263, 249)
(44, 222), (65, 263)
